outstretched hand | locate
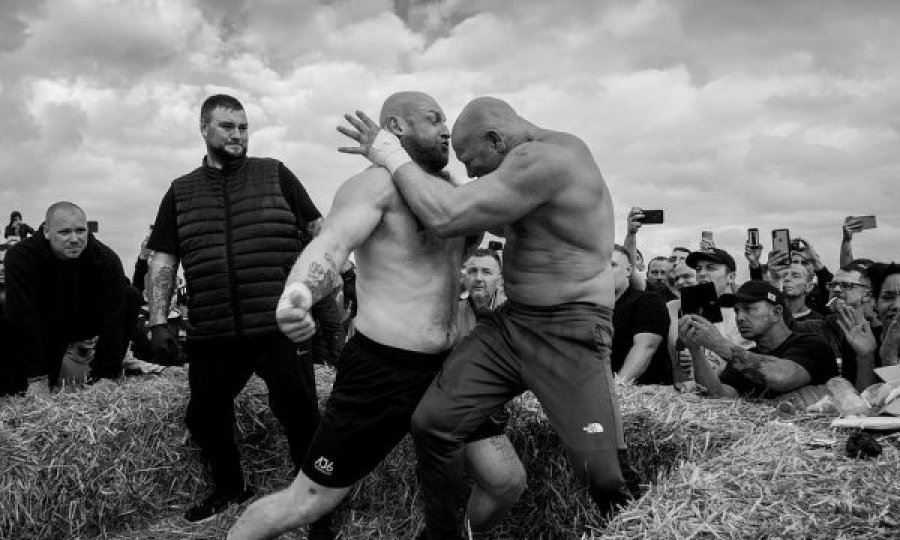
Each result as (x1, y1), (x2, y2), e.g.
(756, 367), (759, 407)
(337, 111), (413, 174)
(337, 110), (381, 157)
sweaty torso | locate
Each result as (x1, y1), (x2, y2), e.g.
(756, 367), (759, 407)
(501, 131), (615, 308)
(354, 170), (464, 353)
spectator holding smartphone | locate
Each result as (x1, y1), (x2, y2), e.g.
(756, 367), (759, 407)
(679, 280), (838, 398)
(840, 216), (867, 268)
(668, 248), (754, 389)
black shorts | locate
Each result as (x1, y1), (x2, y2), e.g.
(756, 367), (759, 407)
(301, 332), (504, 488)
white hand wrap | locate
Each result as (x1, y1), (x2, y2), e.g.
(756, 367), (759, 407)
(278, 281), (313, 313)
(369, 129), (413, 174)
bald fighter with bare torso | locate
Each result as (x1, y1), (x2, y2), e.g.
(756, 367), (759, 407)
(338, 97), (632, 540)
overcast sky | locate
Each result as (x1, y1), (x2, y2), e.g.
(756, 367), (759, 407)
(2, 0), (897, 281)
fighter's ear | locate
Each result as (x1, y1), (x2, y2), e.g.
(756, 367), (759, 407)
(385, 116), (404, 137)
(486, 130), (506, 153)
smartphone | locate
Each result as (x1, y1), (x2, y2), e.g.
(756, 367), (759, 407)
(854, 215), (877, 230)
(747, 228), (760, 247)
(639, 209), (664, 224)
(679, 282), (723, 323)
(487, 240), (504, 251)
(772, 228), (790, 255)
(88, 220), (99, 234)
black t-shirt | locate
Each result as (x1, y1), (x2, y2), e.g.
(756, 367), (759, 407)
(147, 160), (320, 256)
(720, 331), (838, 397)
(611, 287), (672, 385)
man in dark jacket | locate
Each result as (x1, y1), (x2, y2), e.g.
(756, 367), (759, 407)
(145, 94), (333, 531)
(4, 202), (139, 395)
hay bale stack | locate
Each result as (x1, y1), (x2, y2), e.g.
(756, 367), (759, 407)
(8, 372), (882, 540)
(0, 369), (299, 540)
(604, 418), (900, 539)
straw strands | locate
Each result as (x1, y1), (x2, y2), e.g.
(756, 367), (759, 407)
(1, 370), (897, 539)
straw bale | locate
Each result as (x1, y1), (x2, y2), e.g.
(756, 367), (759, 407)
(603, 416), (900, 540)
(5, 371), (895, 540)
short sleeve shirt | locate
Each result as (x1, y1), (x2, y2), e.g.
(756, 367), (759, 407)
(612, 287), (672, 385)
(720, 331), (839, 398)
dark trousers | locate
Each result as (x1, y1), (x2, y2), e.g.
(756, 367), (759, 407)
(411, 302), (631, 539)
(185, 334), (320, 492)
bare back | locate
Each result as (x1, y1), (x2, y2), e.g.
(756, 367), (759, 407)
(500, 131), (615, 308)
(354, 168), (465, 352)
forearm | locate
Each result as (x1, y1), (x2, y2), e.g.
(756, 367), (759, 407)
(393, 165), (475, 237)
(839, 237), (853, 268)
(623, 232), (637, 261)
(730, 348), (810, 392)
(284, 234), (348, 306)
(880, 342), (899, 367)
(617, 346), (654, 381)
(147, 252), (178, 326)
(92, 279), (127, 378)
(853, 352), (877, 391)
(6, 259), (46, 378)
(691, 347), (736, 397)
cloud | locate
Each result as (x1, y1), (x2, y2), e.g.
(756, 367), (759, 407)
(1, 0), (898, 275)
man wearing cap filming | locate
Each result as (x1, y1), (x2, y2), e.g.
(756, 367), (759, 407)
(679, 280), (838, 398)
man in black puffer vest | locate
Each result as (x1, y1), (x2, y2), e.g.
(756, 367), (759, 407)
(145, 95), (334, 534)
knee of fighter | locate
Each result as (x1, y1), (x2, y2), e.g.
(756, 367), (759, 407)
(484, 463), (527, 500)
(410, 403), (449, 440)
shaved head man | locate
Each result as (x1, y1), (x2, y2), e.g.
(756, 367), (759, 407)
(339, 96), (633, 539)
(228, 92), (524, 540)
(5, 201), (139, 394)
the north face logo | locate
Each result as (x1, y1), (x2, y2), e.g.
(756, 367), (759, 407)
(314, 456), (334, 475)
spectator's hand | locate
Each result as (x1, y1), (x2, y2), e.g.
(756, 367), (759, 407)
(626, 207), (644, 235)
(744, 240), (763, 269)
(277, 283), (317, 343)
(675, 380), (704, 394)
(699, 237), (716, 252)
(679, 314), (728, 353)
(26, 376), (50, 398)
(766, 249), (791, 272)
(793, 236), (823, 271)
(880, 317), (900, 366)
(150, 325), (179, 365)
(836, 305), (877, 356)
(676, 348), (694, 373)
(843, 216), (863, 240)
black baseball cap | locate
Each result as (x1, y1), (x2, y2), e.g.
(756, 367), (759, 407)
(686, 248), (736, 272)
(720, 280), (784, 308)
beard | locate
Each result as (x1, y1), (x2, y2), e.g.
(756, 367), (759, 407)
(645, 280), (668, 294)
(208, 141), (247, 165)
(402, 135), (448, 173)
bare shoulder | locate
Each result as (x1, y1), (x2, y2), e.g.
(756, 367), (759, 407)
(333, 166), (396, 209)
(504, 134), (584, 174)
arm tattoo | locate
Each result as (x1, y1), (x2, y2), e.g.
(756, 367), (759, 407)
(148, 264), (176, 326)
(306, 217), (324, 238)
(303, 253), (338, 305)
(731, 347), (769, 386)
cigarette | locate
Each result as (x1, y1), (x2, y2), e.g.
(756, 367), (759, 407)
(826, 297), (837, 308)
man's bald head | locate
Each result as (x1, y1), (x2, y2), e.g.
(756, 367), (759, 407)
(451, 97), (527, 178)
(378, 91), (450, 173)
(379, 91), (441, 127)
(46, 201), (85, 225)
(453, 97), (518, 140)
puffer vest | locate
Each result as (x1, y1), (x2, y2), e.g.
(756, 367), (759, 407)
(173, 157), (301, 339)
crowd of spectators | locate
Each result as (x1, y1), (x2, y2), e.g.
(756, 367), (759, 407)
(625, 207), (897, 400)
